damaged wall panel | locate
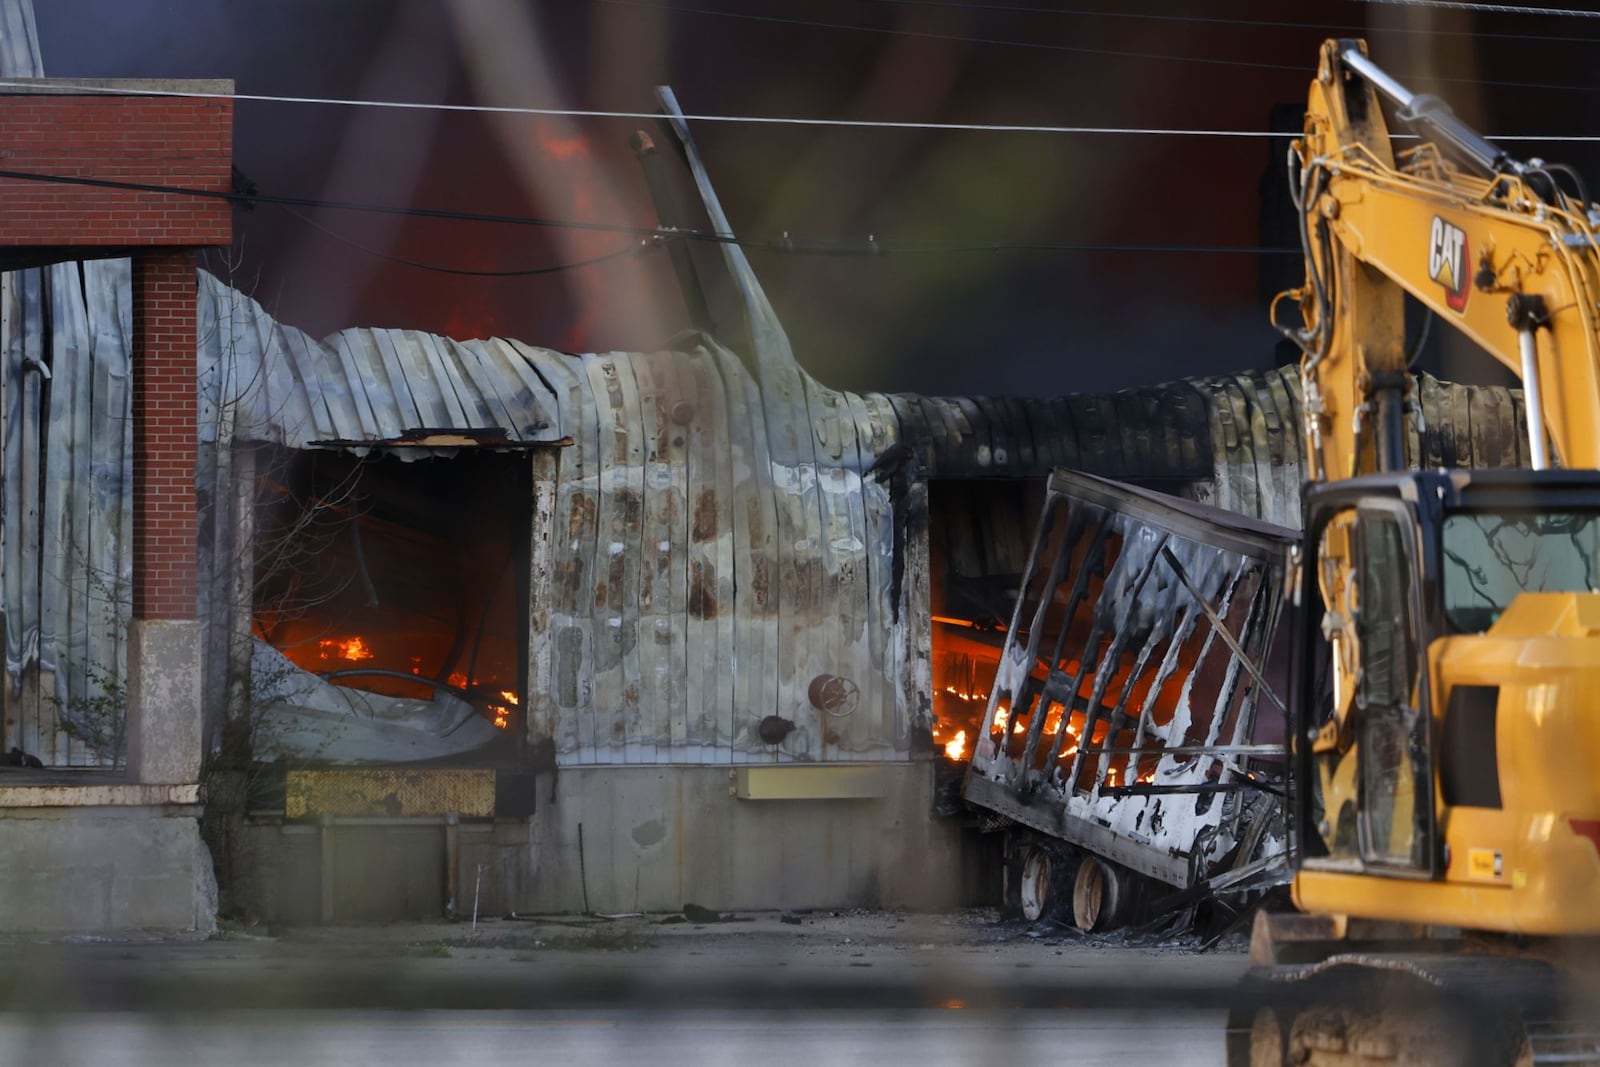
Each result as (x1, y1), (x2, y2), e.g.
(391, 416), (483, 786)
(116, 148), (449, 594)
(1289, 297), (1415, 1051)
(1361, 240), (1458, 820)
(0, 254), (1540, 769)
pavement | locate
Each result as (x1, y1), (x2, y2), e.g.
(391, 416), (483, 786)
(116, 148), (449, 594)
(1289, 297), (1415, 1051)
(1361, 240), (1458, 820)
(0, 909), (1252, 1066)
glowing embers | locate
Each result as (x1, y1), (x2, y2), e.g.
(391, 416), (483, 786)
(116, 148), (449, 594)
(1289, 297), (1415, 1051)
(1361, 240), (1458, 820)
(931, 645), (1002, 763)
(318, 636), (374, 662)
(489, 690), (519, 730)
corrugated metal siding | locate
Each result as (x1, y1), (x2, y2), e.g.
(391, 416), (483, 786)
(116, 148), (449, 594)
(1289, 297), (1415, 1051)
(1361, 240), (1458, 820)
(199, 274), (567, 453)
(0, 0), (40, 78)
(531, 339), (903, 764)
(1188, 367), (1531, 527)
(0, 0), (132, 764)
(0, 258), (1541, 767)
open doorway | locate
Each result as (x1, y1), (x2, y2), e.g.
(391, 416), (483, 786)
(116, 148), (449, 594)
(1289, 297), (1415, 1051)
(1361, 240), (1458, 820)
(248, 447), (533, 765)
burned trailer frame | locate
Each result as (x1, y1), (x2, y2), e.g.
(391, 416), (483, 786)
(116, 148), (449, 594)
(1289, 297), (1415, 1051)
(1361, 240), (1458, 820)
(963, 470), (1296, 922)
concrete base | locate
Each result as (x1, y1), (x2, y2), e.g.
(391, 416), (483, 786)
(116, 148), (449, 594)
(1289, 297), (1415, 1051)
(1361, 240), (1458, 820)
(515, 762), (963, 913)
(238, 762), (966, 922)
(0, 805), (216, 934)
(125, 619), (203, 786)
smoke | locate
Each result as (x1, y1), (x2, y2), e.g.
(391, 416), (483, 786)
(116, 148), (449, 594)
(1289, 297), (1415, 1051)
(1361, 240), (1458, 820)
(444, 1), (674, 352)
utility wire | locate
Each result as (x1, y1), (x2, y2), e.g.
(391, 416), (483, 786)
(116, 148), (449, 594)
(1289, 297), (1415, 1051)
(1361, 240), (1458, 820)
(860, 0), (1600, 43)
(0, 79), (1280, 135)
(1354, 0), (1600, 17)
(280, 204), (653, 277)
(0, 165), (1301, 257)
(8, 79), (1600, 142)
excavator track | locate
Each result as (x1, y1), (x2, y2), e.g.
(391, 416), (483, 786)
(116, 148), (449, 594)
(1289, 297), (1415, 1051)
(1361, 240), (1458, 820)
(1228, 954), (1600, 1066)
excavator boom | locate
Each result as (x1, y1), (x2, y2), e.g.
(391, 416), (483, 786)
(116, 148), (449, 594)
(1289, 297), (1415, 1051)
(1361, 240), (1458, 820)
(1284, 39), (1600, 478)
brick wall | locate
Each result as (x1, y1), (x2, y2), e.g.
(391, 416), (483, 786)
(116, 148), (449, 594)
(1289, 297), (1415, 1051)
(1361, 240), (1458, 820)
(0, 85), (233, 622)
(0, 91), (231, 246)
(130, 250), (200, 620)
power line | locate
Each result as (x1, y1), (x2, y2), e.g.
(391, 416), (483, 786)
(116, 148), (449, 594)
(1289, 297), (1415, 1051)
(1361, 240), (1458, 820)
(860, 0), (1600, 43)
(0, 78), (1280, 136)
(9, 78), (1600, 142)
(1354, 0), (1600, 17)
(281, 204), (654, 277)
(0, 164), (1300, 257)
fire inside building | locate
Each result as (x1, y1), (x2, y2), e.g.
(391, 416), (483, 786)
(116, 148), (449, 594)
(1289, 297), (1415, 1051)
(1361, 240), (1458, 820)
(0, 5), (1534, 932)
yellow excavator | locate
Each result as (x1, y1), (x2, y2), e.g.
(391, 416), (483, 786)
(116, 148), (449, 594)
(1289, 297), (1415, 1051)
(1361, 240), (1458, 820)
(1230, 40), (1600, 1066)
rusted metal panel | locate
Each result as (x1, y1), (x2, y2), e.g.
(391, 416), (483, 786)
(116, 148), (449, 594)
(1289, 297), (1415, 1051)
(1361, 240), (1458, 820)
(632, 350), (678, 758)
(284, 768), (495, 818)
(526, 450), (559, 745)
(964, 470), (1295, 889)
(846, 390), (898, 757)
(684, 344), (731, 758)
(548, 352), (600, 766)
(715, 341), (777, 761)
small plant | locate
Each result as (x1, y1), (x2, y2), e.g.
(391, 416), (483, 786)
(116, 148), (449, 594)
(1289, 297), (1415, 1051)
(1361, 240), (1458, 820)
(406, 940), (452, 959)
(50, 662), (127, 763)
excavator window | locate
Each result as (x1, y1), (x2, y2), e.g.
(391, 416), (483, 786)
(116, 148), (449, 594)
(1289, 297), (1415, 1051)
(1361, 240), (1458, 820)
(1355, 516), (1415, 712)
(1303, 502), (1433, 874)
(1442, 510), (1600, 633)
(1353, 511), (1426, 869)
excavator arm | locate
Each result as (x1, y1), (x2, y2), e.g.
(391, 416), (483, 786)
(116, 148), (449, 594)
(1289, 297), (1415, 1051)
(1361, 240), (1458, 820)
(1229, 41), (1600, 1066)
(1281, 39), (1600, 480)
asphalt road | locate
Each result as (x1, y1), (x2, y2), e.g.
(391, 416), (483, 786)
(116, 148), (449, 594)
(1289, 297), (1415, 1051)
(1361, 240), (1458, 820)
(0, 911), (1246, 1066)
(0, 1009), (1227, 1067)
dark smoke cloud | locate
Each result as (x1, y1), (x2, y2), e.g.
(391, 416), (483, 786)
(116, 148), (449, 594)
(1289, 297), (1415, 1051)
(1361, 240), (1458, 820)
(29, 1), (1575, 395)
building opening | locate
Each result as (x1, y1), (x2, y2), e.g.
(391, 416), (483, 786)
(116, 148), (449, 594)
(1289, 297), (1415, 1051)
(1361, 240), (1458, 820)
(248, 446), (533, 765)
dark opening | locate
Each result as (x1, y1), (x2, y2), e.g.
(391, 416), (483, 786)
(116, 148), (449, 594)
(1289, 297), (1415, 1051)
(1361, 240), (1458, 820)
(252, 447), (533, 748)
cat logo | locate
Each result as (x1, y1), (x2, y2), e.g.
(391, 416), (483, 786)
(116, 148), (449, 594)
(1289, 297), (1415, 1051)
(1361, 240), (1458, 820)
(1429, 216), (1470, 312)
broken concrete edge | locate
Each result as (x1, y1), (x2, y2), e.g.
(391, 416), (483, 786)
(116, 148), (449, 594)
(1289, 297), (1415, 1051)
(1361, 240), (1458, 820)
(0, 784), (200, 807)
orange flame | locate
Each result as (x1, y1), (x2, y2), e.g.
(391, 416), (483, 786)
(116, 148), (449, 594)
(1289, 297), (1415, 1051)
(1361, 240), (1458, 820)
(990, 703), (1010, 730)
(319, 636), (374, 662)
(943, 729), (968, 761)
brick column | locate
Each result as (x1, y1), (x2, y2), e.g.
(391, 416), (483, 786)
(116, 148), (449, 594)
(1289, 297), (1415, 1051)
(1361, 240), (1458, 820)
(130, 249), (199, 619)
(125, 249), (203, 784)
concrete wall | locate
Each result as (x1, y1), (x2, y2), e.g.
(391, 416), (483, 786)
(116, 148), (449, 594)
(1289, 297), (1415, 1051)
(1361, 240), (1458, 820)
(512, 762), (961, 914)
(0, 807), (215, 934)
(239, 762), (964, 922)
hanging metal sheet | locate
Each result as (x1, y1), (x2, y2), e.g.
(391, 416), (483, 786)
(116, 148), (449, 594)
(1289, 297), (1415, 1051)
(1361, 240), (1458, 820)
(964, 469), (1296, 889)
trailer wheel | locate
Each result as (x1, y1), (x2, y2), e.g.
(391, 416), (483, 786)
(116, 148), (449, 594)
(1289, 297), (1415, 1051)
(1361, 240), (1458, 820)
(1071, 854), (1126, 931)
(1018, 844), (1055, 922)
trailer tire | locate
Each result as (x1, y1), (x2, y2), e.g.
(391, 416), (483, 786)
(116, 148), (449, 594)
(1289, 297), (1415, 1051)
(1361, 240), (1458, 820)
(1071, 854), (1128, 931)
(1017, 844), (1057, 923)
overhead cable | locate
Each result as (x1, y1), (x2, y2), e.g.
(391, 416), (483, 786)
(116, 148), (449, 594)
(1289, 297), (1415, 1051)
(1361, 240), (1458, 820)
(860, 0), (1600, 42)
(1354, 0), (1600, 17)
(281, 205), (653, 276)
(6, 78), (1600, 139)
(0, 165), (1300, 258)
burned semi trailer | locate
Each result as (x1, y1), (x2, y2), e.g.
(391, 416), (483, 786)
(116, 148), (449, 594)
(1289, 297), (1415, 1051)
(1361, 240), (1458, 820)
(960, 470), (1295, 930)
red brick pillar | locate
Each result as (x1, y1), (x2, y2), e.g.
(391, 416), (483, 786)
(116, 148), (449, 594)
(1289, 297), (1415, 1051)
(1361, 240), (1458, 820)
(125, 250), (204, 786)
(130, 249), (198, 621)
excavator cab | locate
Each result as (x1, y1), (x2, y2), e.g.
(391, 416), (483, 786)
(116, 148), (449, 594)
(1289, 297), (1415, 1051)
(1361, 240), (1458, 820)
(1233, 38), (1600, 1064)
(1288, 469), (1600, 934)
